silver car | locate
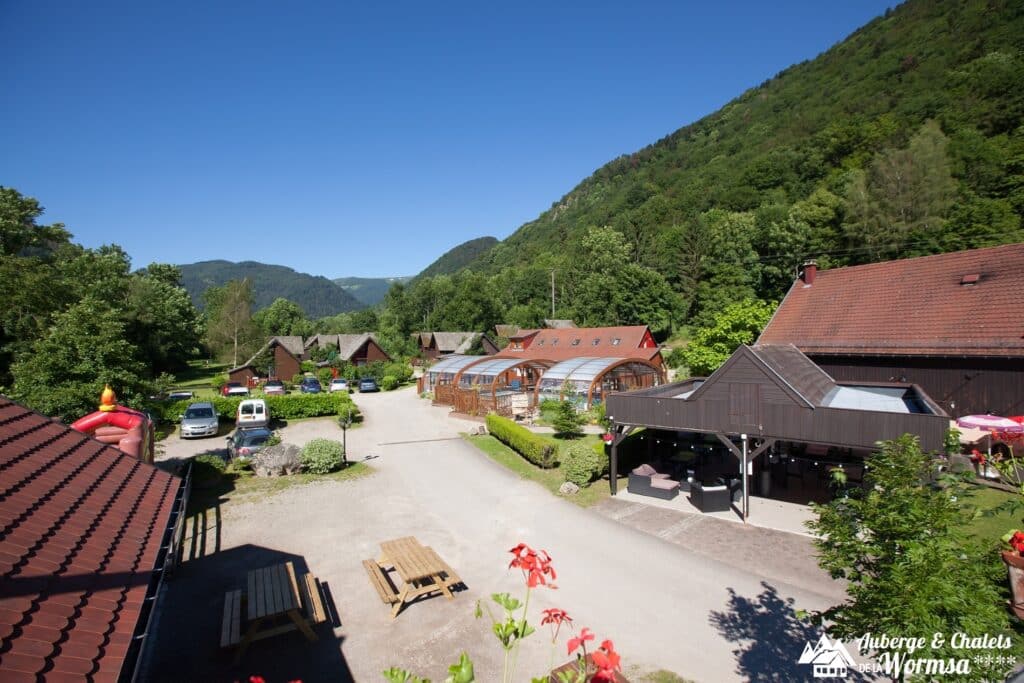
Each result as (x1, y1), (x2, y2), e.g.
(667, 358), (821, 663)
(180, 402), (219, 438)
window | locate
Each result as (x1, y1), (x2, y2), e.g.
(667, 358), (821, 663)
(611, 338), (621, 346)
(571, 338), (581, 346)
(591, 338), (601, 346)
(537, 339), (545, 346)
(551, 338), (559, 346)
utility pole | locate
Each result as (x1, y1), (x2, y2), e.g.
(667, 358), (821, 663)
(550, 269), (556, 317)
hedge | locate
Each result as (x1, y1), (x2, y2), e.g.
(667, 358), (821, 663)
(485, 414), (556, 468)
(155, 393), (359, 423)
(563, 442), (605, 487)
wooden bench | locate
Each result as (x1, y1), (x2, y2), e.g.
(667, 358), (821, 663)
(298, 572), (328, 624)
(363, 559), (400, 604)
(220, 589), (242, 648)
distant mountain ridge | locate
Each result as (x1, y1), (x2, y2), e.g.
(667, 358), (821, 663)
(178, 260), (363, 317)
(333, 276), (412, 307)
(416, 236), (498, 279)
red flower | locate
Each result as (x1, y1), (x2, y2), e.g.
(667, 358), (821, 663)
(567, 627), (595, 655)
(1010, 531), (1024, 554)
(541, 608), (572, 627)
(508, 543), (557, 588)
(249, 677), (266, 683)
(590, 639), (621, 681)
(970, 449), (987, 465)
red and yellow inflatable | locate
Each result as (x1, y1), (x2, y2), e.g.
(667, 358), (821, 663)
(71, 385), (155, 463)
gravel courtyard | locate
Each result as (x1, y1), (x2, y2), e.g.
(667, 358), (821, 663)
(147, 386), (843, 683)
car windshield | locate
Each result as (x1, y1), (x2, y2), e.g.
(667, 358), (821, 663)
(266, 381), (282, 386)
(184, 407), (214, 418)
(240, 431), (271, 446)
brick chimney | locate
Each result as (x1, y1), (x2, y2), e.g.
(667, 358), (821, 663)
(799, 260), (818, 286)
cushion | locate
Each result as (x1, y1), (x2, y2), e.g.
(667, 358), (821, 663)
(650, 473), (671, 479)
(649, 478), (679, 490)
(632, 464), (657, 476)
(701, 485), (728, 492)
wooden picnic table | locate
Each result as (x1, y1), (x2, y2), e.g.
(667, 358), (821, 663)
(221, 561), (327, 662)
(363, 536), (462, 618)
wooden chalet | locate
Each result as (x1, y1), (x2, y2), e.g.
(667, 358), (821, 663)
(757, 244), (1024, 416)
(605, 344), (948, 518)
(228, 335), (304, 383)
(415, 332), (499, 360)
(305, 333), (390, 366)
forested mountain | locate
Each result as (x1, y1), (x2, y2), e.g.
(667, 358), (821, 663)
(333, 276), (412, 307)
(416, 236), (498, 279)
(179, 260), (363, 317)
(373, 0), (1024, 356)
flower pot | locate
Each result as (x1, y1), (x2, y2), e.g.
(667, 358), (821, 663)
(1000, 551), (1024, 619)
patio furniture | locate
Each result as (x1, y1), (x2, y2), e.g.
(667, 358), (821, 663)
(690, 481), (730, 513)
(221, 561), (327, 662)
(627, 464), (680, 500)
(365, 536), (462, 618)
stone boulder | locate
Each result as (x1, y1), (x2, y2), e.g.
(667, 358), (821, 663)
(251, 443), (303, 477)
(559, 481), (580, 495)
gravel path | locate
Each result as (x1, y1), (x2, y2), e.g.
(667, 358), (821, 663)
(149, 387), (843, 682)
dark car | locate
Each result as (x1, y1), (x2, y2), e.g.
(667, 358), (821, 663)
(226, 427), (273, 459)
(221, 382), (250, 397)
(299, 377), (322, 394)
(358, 378), (379, 392)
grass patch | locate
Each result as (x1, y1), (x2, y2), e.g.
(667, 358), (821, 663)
(637, 671), (695, 683)
(463, 433), (626, 507)
(961, 484), (1020, 546)
(173, 360), (230, 390)
(187, 461), (372, 514)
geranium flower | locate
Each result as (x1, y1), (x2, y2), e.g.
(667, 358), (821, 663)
(970, 449), (986, 465)
(508, 543), (557, 588)
(541, 608), (572, 641)
(590, 639), (621, 681)
(567, 627), (595, 655)
(1010, 531), (1024, 554)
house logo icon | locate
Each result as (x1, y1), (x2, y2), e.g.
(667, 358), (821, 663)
(798, 634), (857, 678)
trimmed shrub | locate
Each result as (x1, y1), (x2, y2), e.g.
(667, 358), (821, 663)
(380, 375), (398, 391)
(300, 438), (344, 474)
(552, 400), (585, 438)
(192, 453), (226, 487)
(562, 442), (605, 487)
(486, 414), (556, 468)
(156, 393), (361, 422)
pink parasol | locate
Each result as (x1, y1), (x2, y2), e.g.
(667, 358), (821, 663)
(956, 414), (1024, 433)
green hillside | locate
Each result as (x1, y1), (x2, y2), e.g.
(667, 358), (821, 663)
(472, 0), (1023, 293)
(417, 236), (498, 278)
(180, 260), (363, 317)
(371, 0), (1024, 354)
(333, 276), (412, 307)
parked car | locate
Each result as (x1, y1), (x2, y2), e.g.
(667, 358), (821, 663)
(263, 379), (286, 395)
(299, 377), (322, 394)
(226, 427), (273, 459)
(222, 382), (250, 397)
(179, 402), (219, 438)
(328, 378), (349, 393)
(358, 377), (379, 393)
(236, 398), (269, 428)
(167, 390), (195, 401)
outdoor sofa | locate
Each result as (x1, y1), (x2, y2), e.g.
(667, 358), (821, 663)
(689, 480), (731, 512)
(627, 464), (680, 500)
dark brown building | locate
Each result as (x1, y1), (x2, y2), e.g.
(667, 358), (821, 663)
(305, 333), (391, 366)
(415, 332), (499, 360)
(757, 244), (1024, 417)
(229, 335), (304, 383)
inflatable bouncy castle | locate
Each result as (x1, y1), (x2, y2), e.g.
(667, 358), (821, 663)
(71, 385), (155, 464)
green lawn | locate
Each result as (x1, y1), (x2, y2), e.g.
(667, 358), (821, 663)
(172, 360), (230, 390)
(463, 433), (626, 507)
(961, 484), (1021, 546)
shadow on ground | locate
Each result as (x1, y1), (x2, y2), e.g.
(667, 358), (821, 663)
(148, 542), (354, 683)
(709, 581), (870, 682)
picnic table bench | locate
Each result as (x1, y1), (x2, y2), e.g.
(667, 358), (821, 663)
(363, 536), (463, 618)
(220, 561), (328, 661)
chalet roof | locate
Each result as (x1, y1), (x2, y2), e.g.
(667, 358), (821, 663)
(336, 333), (380, 360)
(496, 325), (661, 362)
(230, 335), (304, 373)
(0, 396), (182, 681)
(544, 319), (577, 329)
(430, 332), (480, 354)
(758, 243), (1024, 357)
(494, 324), (519, 338)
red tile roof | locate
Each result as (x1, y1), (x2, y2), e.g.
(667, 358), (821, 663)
(758, 244), (1024, 357)
(0, 396), (182, 682)
(496, 325), (662, 363)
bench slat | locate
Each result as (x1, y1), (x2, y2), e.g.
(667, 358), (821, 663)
(362, 559), (400, 604)
(221, 589), (242, 647)
(299, 572), (328, 624)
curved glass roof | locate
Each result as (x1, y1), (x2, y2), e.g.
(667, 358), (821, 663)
(539, 357), (628, 383)
(428, 354), (484, 375)
(458, 357), (531, 378)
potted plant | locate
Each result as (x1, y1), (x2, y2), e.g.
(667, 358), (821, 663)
(1000, 530), (1024, 619)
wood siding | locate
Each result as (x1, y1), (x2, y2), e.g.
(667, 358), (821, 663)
(812, 355), (1024, 416)
(272, 345), (301, 380)
(353, 339), (391, 366)
(606, 393), (948, 452)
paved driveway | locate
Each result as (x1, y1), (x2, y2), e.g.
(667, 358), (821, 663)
(150, 386), (842, 682)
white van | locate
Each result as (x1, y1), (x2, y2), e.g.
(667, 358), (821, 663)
(236, 398), (269, 428)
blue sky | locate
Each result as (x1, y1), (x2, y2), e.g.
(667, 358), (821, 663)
(1, 1), (893, 278)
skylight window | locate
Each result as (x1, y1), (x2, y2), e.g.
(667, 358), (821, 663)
(537, 339), (545, 346)
(591, 338), (601, 346)
(571, 338), (581, 346)
(551, 338), (559, 346)
(960, 273), (980, 286)
(611, 338), (621, 346)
